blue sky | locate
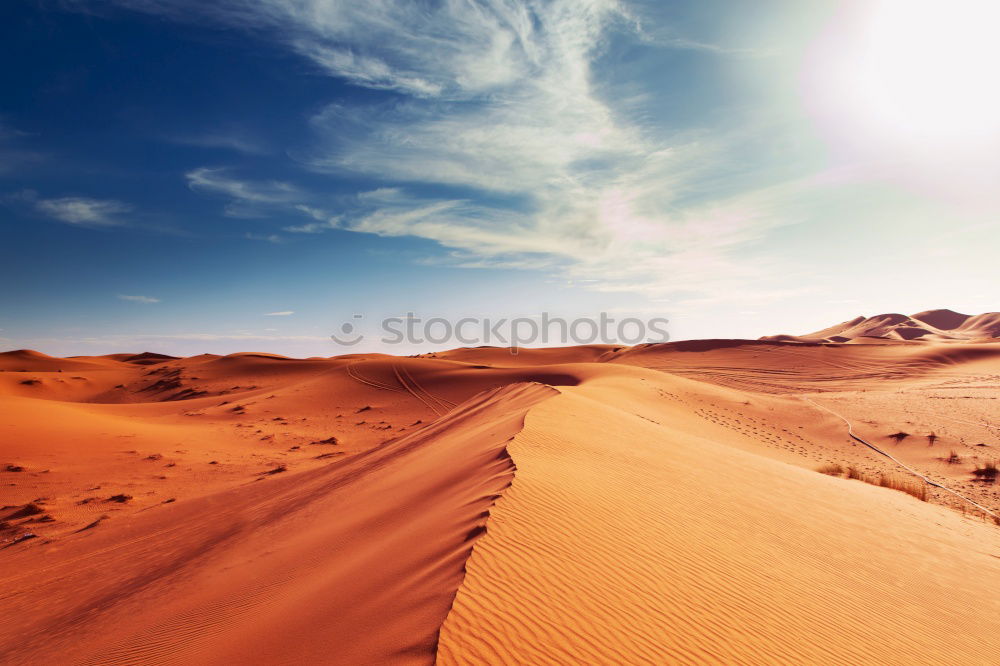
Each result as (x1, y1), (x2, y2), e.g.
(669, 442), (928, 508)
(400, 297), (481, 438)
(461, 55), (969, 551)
(2, 0), (997, 356)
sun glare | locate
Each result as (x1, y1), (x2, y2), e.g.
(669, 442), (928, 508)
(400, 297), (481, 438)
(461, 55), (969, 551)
(807, 0), (1000, 154)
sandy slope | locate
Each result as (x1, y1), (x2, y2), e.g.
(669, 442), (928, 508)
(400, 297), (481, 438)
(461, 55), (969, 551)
(0, 351), (583, 542)
(0, 381), (554, 665)
(2, 338), (999, 664)
(438, 372), (1000, 664)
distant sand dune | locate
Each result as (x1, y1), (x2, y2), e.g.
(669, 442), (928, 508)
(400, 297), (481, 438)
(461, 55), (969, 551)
(762, 308), (1000, 343)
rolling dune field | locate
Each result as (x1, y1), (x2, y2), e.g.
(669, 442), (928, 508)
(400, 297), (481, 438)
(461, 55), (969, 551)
(2, 319), (999, 664)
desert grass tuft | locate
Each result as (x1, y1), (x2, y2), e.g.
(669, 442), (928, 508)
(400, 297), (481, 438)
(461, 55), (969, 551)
(972, 461), (998, 482)
(816, 463), (844, 476)
(878, 474), (928, 501)
(840, 466), (929, 502)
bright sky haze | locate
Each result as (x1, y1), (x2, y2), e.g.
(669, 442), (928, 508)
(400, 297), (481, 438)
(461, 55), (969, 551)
(2, 0), (997, 356)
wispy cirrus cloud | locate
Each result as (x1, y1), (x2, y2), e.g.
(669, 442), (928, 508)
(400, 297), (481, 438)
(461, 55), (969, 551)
(118, 294), (160, 303)
(282, 205), (340, 233)
(264, 310), (294, 316)
(167, 132), (268, 155)
(186, 167), (301, 218)
(94, 0), (570, 98)
(35, 196), (132, 227)
(282, 220), (337, 233)
(245, 232), (284, 244)
(93, 0), (809, 301)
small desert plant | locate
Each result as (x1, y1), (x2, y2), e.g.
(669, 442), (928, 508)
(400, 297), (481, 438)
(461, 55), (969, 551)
(972, 461), (998, 482)
(817, 463), (844, 476)
(878, 474), (928, 501)
(841, 467), (928, 502)
(888, 431), (911, 444)
(926, 432), (938, 446)
(946, 450), (962, 465)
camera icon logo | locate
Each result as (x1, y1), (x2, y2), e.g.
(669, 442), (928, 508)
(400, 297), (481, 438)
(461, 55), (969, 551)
(330, 314), (364, 346)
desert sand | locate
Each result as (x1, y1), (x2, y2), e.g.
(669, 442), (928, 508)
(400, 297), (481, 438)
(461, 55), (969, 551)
(2, 310), (999, 664)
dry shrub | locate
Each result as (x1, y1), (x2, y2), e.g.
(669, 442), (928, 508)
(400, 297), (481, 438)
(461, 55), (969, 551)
(878, 474), (928, 502)
(972, 461), (998, 482)
(840, 466), (929, 502)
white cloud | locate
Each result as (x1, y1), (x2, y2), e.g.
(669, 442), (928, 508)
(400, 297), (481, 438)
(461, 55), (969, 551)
(103, 0), (565, 98)
(282, 221), (336, 233)
(302, 44), (443, 97)
(265, 310), (294, 316)
(186, 167), (302, 218)
(186, 167), (299, 200)
(245, 232), (284, 243)
(35, 196), (132, 227)
(118, 294), (160, 304)
(94, 1), (820, 302)
(283, 206), (341, 233)
(280, 1), (798, 298)
(168, 132), (267, 155)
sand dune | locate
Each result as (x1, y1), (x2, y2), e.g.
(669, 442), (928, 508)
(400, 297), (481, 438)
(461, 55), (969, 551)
(1, 380), (555, 664)
(0, 349), (131, 372)
(2, 331), (999, 664)
(763, 309), (1000, 343)
(439, 374), (1000, 664)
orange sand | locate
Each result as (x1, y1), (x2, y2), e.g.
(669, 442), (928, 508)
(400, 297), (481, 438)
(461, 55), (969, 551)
(2, 317), (999, 664)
